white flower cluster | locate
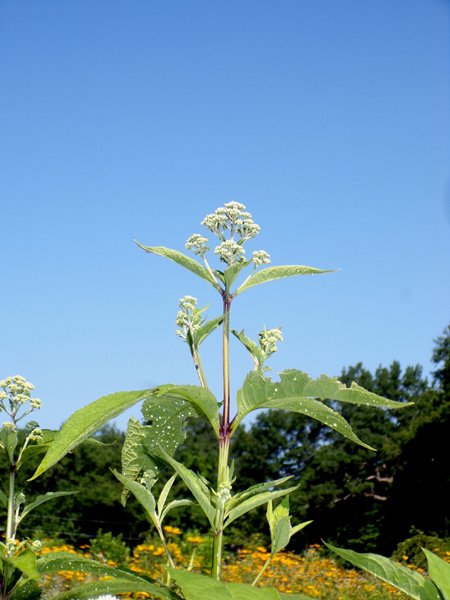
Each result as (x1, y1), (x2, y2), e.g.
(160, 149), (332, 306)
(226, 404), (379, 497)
(185, 233), (209, 257)
(252, 250), (271, 267)
(202, 201), (260, 243)
(0, 375), (41, 413)
(184, 201), (270, 268)
(259, 327), (283, 356)
(175, 295), (204, 340)
(214, 239), (246, 265)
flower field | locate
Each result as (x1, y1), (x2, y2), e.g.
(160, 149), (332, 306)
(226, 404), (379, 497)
(36, 528), (450, 599)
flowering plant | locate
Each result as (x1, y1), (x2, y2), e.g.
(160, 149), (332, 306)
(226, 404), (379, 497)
(31, 201), (413, 599)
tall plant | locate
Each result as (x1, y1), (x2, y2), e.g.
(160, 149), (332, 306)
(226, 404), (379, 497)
(33, 201), (413, 599)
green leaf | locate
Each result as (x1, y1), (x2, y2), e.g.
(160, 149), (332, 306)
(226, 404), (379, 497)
(36, 550), (138, 579)
(194, 314), (224, 346)
(157, 474), (177, 516)
(326, 543), (441, 600)
(0, 489), (8, 508)
(225, 582), (281, 599)
(53, 579), (175, 600)
(226, 476), (293, 511)
(0, 425), (18, 462)
(18, 491), (77, 524)
(150, 384), (220, 436)
(266, 497), (312, 555)
(234, 265), (333, 296)
(160, 499), (194, 522)
(135, 241), (221, 291)
(0, 547), (40, 581)
(120, 418), (158, 503)
(224, 485), (298, 528)
(424, 549), (450, 599)
(223, 260), (251, 290)
(158, 450), (216, 527)
(299, 372), (414, 409)
(169, 568), (233, 600)
(30, 389), (153, 479)
(232, 329), (264, 367)
(169, 568), (301, 599)
(233, 371), (376, 450)
(113, 470), (158, 528)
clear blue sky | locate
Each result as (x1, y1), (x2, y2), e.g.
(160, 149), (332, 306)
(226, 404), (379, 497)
(1, 0), (449, 430)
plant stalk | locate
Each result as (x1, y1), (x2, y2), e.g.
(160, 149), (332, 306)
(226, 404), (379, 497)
(211, 293), (232, 579)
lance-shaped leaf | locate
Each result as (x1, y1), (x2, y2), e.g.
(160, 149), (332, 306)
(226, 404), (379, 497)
(135, 241), (221, 291)
(113, 470), (158, 528)
(224, 485), (299, 528)
(233, 370), (411, 449)
(31, 389), (153, 480)
(223, 260), (251, 290)
(325, 543), (441, 600)
(157, 449), (216, 527)
(194, 314), (224, 346)
(234, 265), (333, 296)
(232, 329), (264, 369)
(226, 476), (293, 511)
(31, 551), (174, 599)
(424, 549), (450, 600)
(267, 496), (312, 555)
(52, 579), (175, 600)
(232, 371), (374, 449)
(149, 384), (220, 436)
(160, 499), (193, 522)
(18, 491), (77, 524)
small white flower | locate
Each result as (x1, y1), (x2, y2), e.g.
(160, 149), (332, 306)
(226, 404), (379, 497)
(252, 250), (271, 266)
(30, 398), (42, 410)
(259, 327), (283, 356)
(214, 240), (246, 265)
(185, 233), (209, 256)
(2, 422), (16, 431)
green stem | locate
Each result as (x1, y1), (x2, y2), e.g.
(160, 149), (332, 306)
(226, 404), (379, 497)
(221, 295), (231, 431)
(6, 466), (16, 551)
(156, 524), (176, 569)
(211, 293), (233, 580)
(191, 345), (208, 389)
(211, 437), (230, 580)
(252, 555), (273, 586)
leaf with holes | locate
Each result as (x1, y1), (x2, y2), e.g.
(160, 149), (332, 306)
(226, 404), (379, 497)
(149, 384), (220, 436)
(31, 389), (153, 480)
(232, 370), (411, 449)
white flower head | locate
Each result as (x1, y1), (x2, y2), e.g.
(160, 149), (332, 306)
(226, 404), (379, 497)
(214, 240), (246, 266)
(252, 250), (271, 267)
(185, 233), (209, 257)
(201, 201), (261, 247)
(175, 296), (206, 340)
(259, 327), (283, 356)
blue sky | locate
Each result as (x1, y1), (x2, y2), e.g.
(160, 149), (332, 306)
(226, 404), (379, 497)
(1, 0), (449, 430)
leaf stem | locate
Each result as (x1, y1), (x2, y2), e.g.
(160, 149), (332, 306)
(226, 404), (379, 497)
(252, 555), (273, 586)
(190, 345), (209, 389)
